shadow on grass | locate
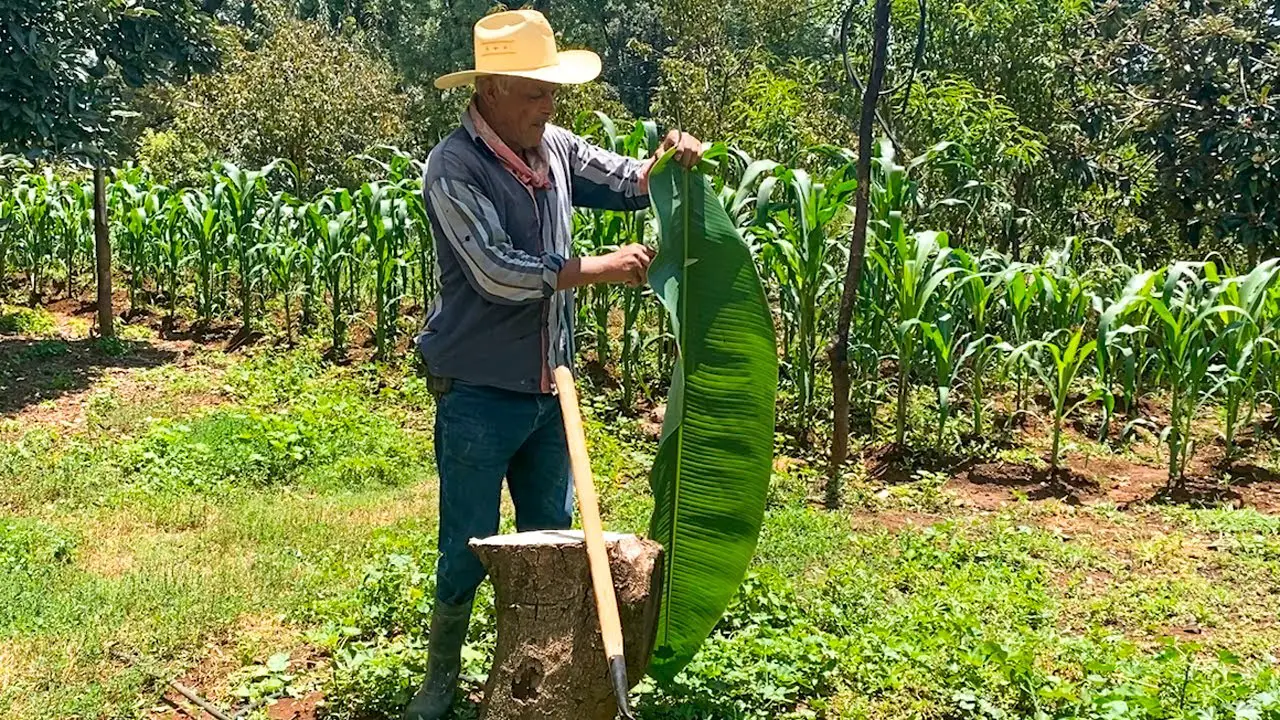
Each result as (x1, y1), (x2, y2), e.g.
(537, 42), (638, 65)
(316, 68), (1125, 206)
(0, 337), (179, 415)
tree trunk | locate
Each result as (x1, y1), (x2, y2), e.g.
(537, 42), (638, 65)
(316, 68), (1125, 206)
(469, 530), (663, 720)
(94, 166), (115, 339)
(66, 234), (75, 299)
(825, 0), (892, 509)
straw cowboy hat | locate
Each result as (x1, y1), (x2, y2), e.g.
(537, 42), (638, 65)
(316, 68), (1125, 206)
(434, 10), (602, 90)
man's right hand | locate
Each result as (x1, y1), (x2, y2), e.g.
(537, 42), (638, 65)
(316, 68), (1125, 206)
(558, 244), (657, 290)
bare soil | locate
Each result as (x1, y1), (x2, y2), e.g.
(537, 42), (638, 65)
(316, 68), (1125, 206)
(0, 337), (186, 416)
(142, 619), (323, 720)
(266, 692), (324, 720)
(950, 462), (1098, 508)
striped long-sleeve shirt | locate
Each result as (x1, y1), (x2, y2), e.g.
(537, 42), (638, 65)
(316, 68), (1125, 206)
(415, 110), (650, 394)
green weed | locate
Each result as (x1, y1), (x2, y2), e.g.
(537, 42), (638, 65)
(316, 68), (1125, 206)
(0, 517), (76, 571)
(93, 335), (130, 357)
(121, 396), (429, 493)
(0, 305), (56, 335)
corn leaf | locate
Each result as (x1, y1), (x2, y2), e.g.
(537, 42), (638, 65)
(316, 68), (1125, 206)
(645, 160), (778, 683)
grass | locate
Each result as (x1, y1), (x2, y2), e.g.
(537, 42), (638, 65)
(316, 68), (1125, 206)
(0, 344), (442, 719)
(0, 304), (57, 336)
(1, 330), (1279, 719)
(0, 485), (437, 719)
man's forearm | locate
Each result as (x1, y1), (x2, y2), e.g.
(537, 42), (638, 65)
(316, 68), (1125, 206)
(556, 256), (609, 290)
(557, 245), (653, 290)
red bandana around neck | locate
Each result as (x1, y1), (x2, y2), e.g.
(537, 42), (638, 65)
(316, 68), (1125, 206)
(468, 100), (552, 193)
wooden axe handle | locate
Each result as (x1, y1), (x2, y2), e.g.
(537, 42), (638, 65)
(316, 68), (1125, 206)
(554, 366), (636, 717)
(553, 366), (627, 659)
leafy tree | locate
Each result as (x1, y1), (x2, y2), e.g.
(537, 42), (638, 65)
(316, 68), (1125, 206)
(839, 0), (1094, 257)
(550, 0), (668, 116)
(138, 19), (409, 193)
(285, 0), (486, 141)
(1079, 0), (1279, 264)
(0, 0), (219, 335)
(1, 0), (218, 155)
(897, 77), (1047, 251)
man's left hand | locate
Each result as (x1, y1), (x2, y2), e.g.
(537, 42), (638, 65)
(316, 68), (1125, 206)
(658, 129), (704, 169)
(639, 129), (704, 193)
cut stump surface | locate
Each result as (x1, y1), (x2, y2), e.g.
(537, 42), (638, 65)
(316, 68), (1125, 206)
(470, 530), (663, 720)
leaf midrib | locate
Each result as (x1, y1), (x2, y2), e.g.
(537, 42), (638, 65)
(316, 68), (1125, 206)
(662, 167), (692, 647)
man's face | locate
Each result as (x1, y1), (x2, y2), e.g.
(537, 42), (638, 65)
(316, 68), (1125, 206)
(482, 77), (559, 151)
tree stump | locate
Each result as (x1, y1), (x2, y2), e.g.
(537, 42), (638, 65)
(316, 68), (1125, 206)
(469, 530), (664, 720)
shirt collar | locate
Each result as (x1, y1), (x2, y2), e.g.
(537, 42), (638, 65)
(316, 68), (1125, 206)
(460, 103), (483, 144)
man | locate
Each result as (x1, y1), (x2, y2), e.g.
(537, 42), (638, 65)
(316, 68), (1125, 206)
(405, 9), (703, 719)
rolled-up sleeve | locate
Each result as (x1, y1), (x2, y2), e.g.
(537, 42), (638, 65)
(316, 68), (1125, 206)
(427, 177), (565, 305)
(567, 133), (651, 212)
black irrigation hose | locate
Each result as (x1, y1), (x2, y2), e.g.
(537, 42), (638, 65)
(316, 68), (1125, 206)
(890, 0), (928, 114)
(840, 0), (900, 149)
(839, 0), (928, 149)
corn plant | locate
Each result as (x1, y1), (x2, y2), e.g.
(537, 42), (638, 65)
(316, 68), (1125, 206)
(358, 148), (432, 333)
(216, 161), (278, 332)
(182, 188), (224, 326)
(1253, 308), (1280, 433)
(919, 311), (979, 444)
(847, 270), (893, 426)
(110, 172), (155, 316)
(620, 210), (655, 407)
(309, 191), (356, 357)
(721, 155), (781, 231)
(760, 163), (856, 430)
(1002, 327), (1101, 470)
(47, 178), (84, 300)
(154, 194), (188, 329)
(1147, 262), (1245, 485)
(574, 208), (623, 367)
(572, 113), (674, 405)
(870, 228), (963, 446)
(954, 248), (1007, 436)
(1213, 258), (1280, 461)
(55, 180), (92, 299)
(260, 197), (304, 345)
(356, 180), (411, 360)
(14, 169), (57, 303)
(1035, 237), (1092, 335)
(1002, 262), (1041, 421)
(837, 146), (902, 429)
(1093, 270), (1156, 441)
(0, 192), (12, 298)
(403, 185), (434, 321)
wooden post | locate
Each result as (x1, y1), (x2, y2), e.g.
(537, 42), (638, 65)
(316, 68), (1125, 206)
(826, 0), (892, 509)
(469, 530), (663, 720)
(93, 165), (114, 339)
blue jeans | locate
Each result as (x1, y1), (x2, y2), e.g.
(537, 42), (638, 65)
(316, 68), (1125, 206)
(433, 382), (573, 605)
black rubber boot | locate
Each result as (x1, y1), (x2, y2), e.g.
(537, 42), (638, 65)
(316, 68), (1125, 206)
(402, 599), (473, 720)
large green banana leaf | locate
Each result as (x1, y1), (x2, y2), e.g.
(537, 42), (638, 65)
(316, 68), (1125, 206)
(645, 160), (778, 683)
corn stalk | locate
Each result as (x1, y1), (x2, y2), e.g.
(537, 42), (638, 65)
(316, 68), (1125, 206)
(1002, 328), (1101, 470)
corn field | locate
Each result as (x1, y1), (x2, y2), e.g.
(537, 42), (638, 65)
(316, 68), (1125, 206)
(2, 117), (1278, 490)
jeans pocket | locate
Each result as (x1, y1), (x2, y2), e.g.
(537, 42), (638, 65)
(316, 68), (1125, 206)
(437, 384), (504, 461)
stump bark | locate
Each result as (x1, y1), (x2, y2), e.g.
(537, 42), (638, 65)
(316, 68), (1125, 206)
(469, 530), (664, 720)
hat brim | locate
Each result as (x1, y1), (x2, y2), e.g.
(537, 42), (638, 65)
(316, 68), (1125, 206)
(434, 50), (602, 90)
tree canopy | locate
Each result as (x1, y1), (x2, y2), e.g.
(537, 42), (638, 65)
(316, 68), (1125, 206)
(138, 19), (408, 192)
(0, 0), (219, 157)
(10, 0), (1269, 263)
